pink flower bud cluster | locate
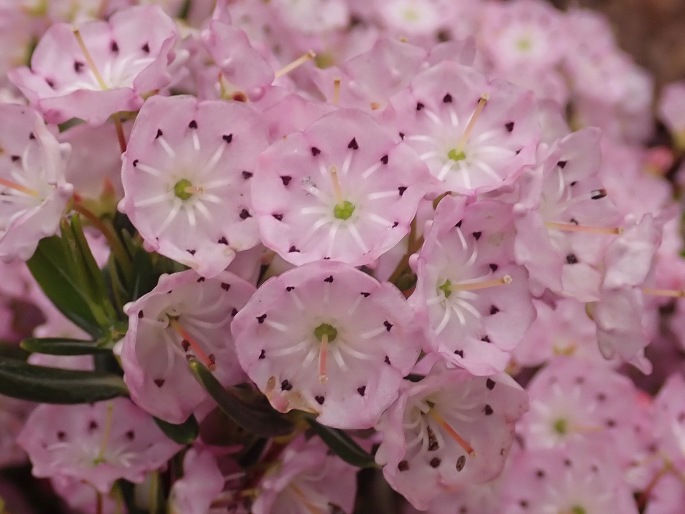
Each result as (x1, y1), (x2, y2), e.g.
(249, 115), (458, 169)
(0, 1), (683, 513)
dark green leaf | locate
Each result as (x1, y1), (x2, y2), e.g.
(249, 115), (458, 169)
(0, 357), (127, 403)
(188, 359), (294, 438)
(154, 415), (199, 445)
(27, 236), (102, 336)
(67, 216), (117, 322)
(21, 337), (110, 356)
(306, 418), (378, 468)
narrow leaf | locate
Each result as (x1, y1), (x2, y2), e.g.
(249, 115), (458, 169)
(68, 215), (117, 322)
(307, 418), (378, 468)
(154, 415), (199, 445)
(21, 337), (110, 356)
(188, 359), (294, 438)
(0, 357), (127, 404)
(27, 236), (102, 336)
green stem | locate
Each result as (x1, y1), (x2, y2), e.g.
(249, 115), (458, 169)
(72, 201), (133, 283)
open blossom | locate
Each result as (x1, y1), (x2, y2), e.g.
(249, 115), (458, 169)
(0, 103), (72, 261)
(253, 435), (357, 514)
(168, 448), (225, 514)
(9, 5), (179, 125)
(500, 442), (639, 514)
(410, 195), (535, 375)
(120, 94), (270, 277)
(232, 260), (421, 429)
(514, 127), (622, 301)
(252, 108), (429, 267)
(375, 362), (528, 510)
(518, 357), (644, 467)
(17, 398), (181, 493)
(120, 269), (255, 424)
(391, 60), (539, 196)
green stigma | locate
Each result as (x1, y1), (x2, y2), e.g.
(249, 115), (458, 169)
(447, 148), (466, 161)
(571, 506), (586, 514)
(553, 418), (568, 435)
(333, 200), (355, 220)
(173, 178), (193, 200)
(438, 279), (452, 298)
(314, 323), (338, 343)
(516, 38), (532, 51)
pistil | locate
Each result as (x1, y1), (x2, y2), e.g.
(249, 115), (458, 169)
(275, 50), (316, 79)
(168, 317), (216, 371)
(73, 29), (108, 91)
(545, 221), (622, 235)
(0, 177), (40, 197)
(428, 409), (476, 457)
(452, 94), (489, 157)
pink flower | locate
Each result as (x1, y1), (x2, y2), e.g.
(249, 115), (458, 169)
(500, 442), (639, 514)
(514, 128), (621, 300)
(375, 362), (528, 510)
(120, 269), (255, 424)
(119, 94), (270, 277)
(253, 436), (357, 514)
(17, 398), (181, 493)
(9, 5), (179, 126)
(252, 108), (429, 267)
(518, 357), (644, 467)
(391, 61), (539, 195)
(232, 260), (421, 429)
(0, 103), (72, 261)
(410, 195), (535, 375)
(168, 448), (225, 514)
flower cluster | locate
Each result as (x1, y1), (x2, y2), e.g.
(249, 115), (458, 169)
(0, 0), (683, 513)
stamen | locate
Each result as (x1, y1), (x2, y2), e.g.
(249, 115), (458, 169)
(428, 409), (476, 457)
(452, 275), (512, 292)
(168, 317), (216, 370)
(184, 185), (204, 195)
(642, 287), (685, 298)
(290, 483), (325, 514)
(319, 333), (329, 384)
(95, 402), (114, 464)
(329, 165), (343, 203)
(332, 77), (341, 106)
(275, 50), (316, 79)
(545, 221), (622, 235)
(0, 177), (40, 197)
(454, 94), (489, 154)
(73, 29), (108, 90)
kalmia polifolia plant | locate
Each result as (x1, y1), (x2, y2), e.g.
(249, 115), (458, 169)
(0, 1), (684, 513)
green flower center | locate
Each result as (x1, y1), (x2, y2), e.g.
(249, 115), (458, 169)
(439, 279), (452, 298)
(333, 200), (355, 220)
(314, 323), (338, 343)
(517, 38), (532, 51)
(173, 178), (193, 200)
(447, 148), (466, 161)
(571, 506), (586, 514)
(553, 418), (568, 435)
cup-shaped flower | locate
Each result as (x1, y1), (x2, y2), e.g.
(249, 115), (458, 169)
(500, 442), (639, 514)
(410, 195), (535, 375)
(9, 6), (179, 125)
(0, 104), (72, 261)
(391, 61), (539, 196)
(252, 108), (430, 266)
(375, 363), (528, 510)
(120, 269), (255, 424)
(514, 128), (622, 301)
(231, 260), (421, 429)
(17, 398), (181, 493)
(253, 435), (357, 514)
(119, 95), (270, 277)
